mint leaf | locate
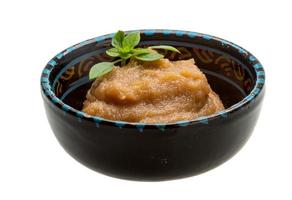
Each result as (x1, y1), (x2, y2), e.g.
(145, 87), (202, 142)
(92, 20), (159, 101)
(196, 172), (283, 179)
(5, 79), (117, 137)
(112, 30), (125, 49)
(132, 48), (153, 55)
(106, 48), (120, 57)
(135, 52), (164, 61)
(150, 45), (181, 53)
(89, 30), (182, 79)
(89, 62), (114, 80)
(122, 31), (140, 50)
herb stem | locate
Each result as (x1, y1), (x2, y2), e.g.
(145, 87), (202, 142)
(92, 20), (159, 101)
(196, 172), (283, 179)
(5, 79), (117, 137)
(113, 59), (122, 64)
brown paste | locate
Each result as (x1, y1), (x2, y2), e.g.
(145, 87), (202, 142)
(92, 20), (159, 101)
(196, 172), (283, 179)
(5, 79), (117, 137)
(83, 58), (224, 123)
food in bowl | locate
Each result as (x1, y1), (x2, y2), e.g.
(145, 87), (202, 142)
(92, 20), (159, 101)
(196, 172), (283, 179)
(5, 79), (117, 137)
(82, 31), (224, 123)
(83, 58), (224, 123)
(41, 29), (265, 181)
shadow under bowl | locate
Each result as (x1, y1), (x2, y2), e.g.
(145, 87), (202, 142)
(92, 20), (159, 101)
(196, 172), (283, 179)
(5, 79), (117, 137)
(41, 30), (265, 181)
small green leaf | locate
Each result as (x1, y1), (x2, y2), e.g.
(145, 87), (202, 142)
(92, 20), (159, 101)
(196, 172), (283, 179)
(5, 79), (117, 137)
(106, 48), (120, 57)
(112, 30), (125, 49)
(135, 52), (164, 61)
(122, 31), (140, 50)
(119, 48), (131, 54)
(150, 45), (181, 53)
(132, 48), (153, 55)
(89, 62), (114, 80)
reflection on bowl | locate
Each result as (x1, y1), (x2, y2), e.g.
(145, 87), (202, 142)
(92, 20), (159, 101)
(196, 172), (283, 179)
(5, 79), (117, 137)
(41, 30), (265, 181)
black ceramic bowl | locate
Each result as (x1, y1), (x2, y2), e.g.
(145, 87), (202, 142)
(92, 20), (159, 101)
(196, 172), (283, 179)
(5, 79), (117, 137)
(41, 30), (265, 181)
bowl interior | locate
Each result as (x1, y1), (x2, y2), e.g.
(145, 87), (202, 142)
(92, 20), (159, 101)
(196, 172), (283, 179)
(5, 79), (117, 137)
(47, 31), (257, 113)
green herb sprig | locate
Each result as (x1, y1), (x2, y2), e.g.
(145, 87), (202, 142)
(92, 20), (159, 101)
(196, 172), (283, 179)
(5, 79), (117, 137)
(89, 30), (180, 80)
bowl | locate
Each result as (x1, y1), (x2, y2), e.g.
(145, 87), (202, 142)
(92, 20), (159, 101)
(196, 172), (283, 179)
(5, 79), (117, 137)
(41, 29), (265, 181)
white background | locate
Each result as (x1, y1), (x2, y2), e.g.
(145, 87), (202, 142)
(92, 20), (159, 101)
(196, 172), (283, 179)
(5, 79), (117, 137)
(0, 0), (291, 199)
